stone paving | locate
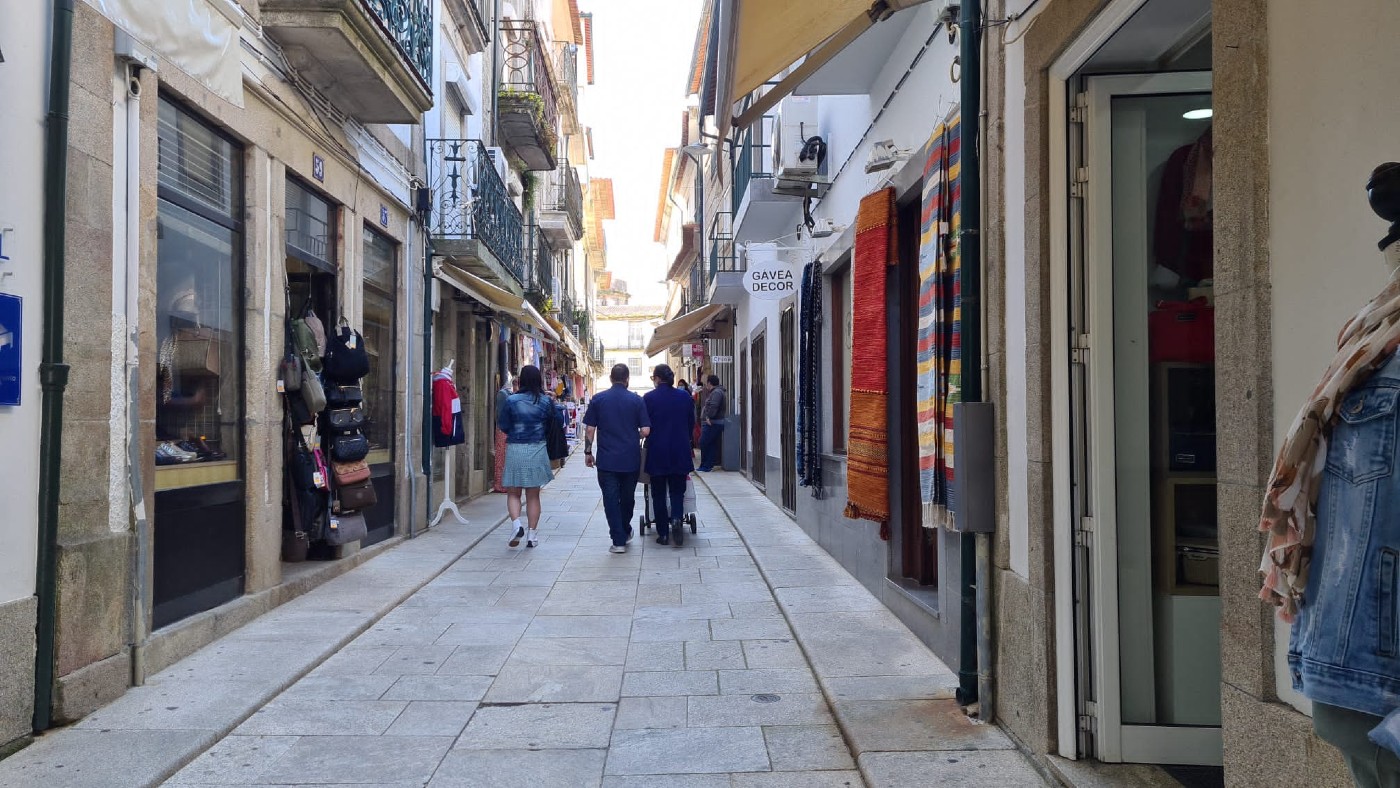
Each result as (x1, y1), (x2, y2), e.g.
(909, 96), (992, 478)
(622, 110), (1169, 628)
(1, 458), (1050, 787)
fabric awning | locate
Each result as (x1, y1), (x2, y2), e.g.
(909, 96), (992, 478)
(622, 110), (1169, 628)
(722, 0), (933, 133)
(645, 303), (727, 357)
(434, 262), (558, 341)
(545, 314), (588, 362)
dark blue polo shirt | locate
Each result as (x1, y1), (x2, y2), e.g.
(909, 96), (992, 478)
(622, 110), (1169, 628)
(582, 383), (650, 473)
(643, 384), (697, 477)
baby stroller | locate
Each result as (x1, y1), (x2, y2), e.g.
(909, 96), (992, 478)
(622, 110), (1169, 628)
(638, 476), (698, 539)
(637, 445), (698, 540)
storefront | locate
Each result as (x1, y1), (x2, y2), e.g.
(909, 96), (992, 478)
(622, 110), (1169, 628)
(152, 97), (247, 628)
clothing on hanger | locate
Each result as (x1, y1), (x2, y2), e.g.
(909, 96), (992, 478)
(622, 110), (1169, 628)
(431, 366), (465, 446)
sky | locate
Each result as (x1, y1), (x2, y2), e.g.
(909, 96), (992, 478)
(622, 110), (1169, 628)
(580, 0), (706, 307)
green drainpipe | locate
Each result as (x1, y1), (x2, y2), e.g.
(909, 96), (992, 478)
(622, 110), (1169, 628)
(33, 0), (75, 733)
(955, 0), (984, 711)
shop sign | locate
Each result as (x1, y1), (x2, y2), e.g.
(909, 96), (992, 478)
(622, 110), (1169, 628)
(743, 243), (795, 300)
(688, 342), (705, 359)
(712, 355), (734, 363)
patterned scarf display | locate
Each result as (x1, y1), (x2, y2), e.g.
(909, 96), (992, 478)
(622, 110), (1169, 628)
(797, 261), (824, 494)
(844, 188), (897, 528)
(1260, 279), (1400, 621)
(917, 115), (963, 529)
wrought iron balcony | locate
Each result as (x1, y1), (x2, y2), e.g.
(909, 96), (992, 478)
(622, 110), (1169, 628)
(554, 41), (581, 133)
(427, 139), (526, 288)
(524, 224), (557, 305)
(730, 114), (803, 243)
(537, 164), (584, 244)
(260, 0), (433, 123)
(499, 19), (559, 172)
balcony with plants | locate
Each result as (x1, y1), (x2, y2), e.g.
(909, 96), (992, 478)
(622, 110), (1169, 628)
(427, 139), (526, 290)
(537, 163), (584, 244)
(499, 19), (559, 172)
(260, 0), (433, 123)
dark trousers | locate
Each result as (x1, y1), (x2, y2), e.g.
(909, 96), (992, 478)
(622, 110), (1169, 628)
(596, 469), (639, 547)
(649, 474), (687, 538)
(699, 422), (725, 470)
(1314, 702), (1400, 788)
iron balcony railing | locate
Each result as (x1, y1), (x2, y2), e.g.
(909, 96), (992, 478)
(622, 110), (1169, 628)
(541, 164), (584, 237)
(500, 20), (559, 140)
(364, 0), (434, 87)
(426, 139), (525, 283)
(554, 41), (580, 122)
(732, 114), (776, 215)
(707, 212), (739, 289)
(525, 224), (556, 300)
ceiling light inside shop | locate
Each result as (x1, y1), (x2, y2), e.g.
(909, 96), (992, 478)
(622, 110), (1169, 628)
(1182, 108), (1213, 120)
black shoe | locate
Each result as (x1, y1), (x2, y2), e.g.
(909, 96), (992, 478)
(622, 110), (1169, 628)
(656, 535), (670, 546)
(673, 525), (685, 547)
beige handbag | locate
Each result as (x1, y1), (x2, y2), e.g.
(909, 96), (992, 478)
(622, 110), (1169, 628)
(173, 326), (221, 377)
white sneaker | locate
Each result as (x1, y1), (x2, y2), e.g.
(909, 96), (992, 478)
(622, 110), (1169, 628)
(609, 544), (627, 554)
(526, 529), (538, 548)
(508, 525), (525, 547)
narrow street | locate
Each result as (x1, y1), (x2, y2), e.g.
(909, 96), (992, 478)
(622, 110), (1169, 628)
(0, 459), (1043, 787)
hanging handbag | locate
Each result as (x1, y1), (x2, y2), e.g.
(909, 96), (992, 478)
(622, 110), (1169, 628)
(545, 398), (568, 461)
(323, 321), (370, 383)
(324, 510), (368, 546)
(331, 432), (370, 462)
(332, 459), (371, 486)
(337, 479), (378, 511)
(288, 391), (315, 426)
(300, 359), (327, 414)
(280, 351), (302, 393)
(173, 326), (221, 377)
(324, 406), (367, 434)
(311, 446), (330, 490)
(326, 383), (363, 408)
(288, 444), (319, 490)
(292, 318), (324, 372)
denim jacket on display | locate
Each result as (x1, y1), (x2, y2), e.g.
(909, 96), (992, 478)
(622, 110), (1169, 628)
(1290, 350), (1400, 741)
(499, 393), (553, 445)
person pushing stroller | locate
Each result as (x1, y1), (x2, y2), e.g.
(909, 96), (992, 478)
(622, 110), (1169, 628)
(642, 363), (695, 546)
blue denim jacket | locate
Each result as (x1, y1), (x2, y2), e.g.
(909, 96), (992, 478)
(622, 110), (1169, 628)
(1290, 350), (1400, 742)
(498, 392), (554, 445)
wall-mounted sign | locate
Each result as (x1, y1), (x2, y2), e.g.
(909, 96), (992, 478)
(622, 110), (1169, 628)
(312, 154), (325, 182)
(0, 293), (21, 406)
(380, 205), (390, 227)
(743, 243), (795, 300)
(686, 342), (705, 360)
(712, 355), (734, 364)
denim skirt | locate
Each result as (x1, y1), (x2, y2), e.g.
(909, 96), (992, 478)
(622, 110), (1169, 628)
(503, 441), (554, 489)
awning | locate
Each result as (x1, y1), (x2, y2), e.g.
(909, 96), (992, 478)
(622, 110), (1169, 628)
(545, 314), (588, 362)
(434, 262), (558, 341)
(645, 304), (727, 357)
(722, 0), (932, 134)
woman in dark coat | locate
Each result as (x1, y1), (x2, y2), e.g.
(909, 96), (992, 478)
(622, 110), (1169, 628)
(642, 364), (696, 546)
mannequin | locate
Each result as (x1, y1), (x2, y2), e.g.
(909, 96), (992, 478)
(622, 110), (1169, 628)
(1292, 162), (1400, 786)
(430, 360), (468, 526)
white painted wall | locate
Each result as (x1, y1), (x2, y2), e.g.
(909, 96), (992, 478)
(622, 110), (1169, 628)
(1001, 7), (1032, 580)
(0, 0), (48, 603)
(1267, 0), (1400, 712)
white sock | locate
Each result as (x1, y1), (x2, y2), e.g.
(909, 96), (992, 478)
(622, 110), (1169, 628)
(512, 518), (524, 532)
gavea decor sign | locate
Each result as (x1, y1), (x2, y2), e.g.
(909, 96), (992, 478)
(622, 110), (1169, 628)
(742, 243), (795, 300)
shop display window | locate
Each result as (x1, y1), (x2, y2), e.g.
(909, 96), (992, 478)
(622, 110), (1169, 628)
(154, 98), (242, 487)
(362, 227), (397, 459)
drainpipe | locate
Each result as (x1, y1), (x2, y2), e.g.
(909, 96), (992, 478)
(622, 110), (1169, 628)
(954, 0), (985, 713)
(420, 206), (434, 536)
(33, 0), (75, 733)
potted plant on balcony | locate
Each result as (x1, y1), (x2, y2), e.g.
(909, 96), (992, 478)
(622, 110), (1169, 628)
(498, 88), (558, 171)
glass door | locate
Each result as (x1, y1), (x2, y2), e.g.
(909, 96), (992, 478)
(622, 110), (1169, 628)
(1079, 72), (1221, 765)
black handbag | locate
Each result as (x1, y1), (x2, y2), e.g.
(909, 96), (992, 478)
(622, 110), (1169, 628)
(323, 322), (370, 383)
(326, 383), (363, 408)
(324, 511), (367, 546)
(331, 432), (370, 462)
(337, 479), (378, 512)
(324, 407), (367, 434)
(289, 445), (319, 490)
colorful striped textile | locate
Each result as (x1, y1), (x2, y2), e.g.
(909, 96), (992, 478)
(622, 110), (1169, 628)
(844, 188), (897, 526)
(797, 261), (824, 494)
(917, 114), (962, 529)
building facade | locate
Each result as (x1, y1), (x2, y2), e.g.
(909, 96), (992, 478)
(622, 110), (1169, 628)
(656, 0), (1400, 783)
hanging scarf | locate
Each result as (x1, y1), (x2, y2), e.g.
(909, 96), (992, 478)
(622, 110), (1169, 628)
(844, 188), (897, 529)
(798, 261), (824, 494)
(1260, 279), (1400, 621)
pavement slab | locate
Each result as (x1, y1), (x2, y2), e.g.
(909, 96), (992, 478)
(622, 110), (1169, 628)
(1, 458), (1052, 788)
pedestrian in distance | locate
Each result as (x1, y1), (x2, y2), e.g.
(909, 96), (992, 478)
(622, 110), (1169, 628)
(643, 364), (696, 547)
(499, 365), (556, 548)
(583, 363), (651, 554)
(697, 374), (727, 472)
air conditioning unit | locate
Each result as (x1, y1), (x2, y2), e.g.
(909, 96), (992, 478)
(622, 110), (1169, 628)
(486, 146), (510, 184)
(771, 95), (828, 187)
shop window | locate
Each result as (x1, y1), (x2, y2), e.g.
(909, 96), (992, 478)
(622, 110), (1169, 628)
(154, 98), (243, 486)
(829, 261), (851, 455)
(286, 178), (334, 271)
(362, 227), (397, 460)
(628, 356), (643, 377)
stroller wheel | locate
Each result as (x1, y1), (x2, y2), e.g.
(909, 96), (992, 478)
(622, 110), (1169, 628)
(638, 515), (649, 534)
(690, 521), (698, 534)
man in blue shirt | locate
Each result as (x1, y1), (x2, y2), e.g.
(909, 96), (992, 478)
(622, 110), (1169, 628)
(583, 364), (651, 553)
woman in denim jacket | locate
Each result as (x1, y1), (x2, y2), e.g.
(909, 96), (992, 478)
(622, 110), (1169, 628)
(498, 365), (555, 548)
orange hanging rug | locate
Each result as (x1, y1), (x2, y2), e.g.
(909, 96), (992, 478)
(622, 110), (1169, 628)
(844, 187), (897, 529)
